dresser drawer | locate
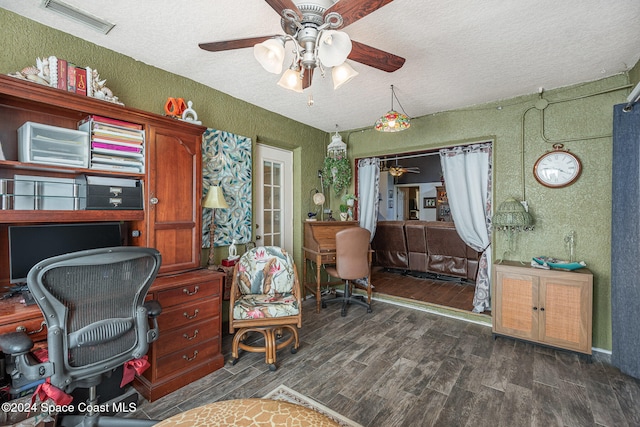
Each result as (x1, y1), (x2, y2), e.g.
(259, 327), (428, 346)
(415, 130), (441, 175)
(156, 281), (218, 308)
(155, 338), (220, 379)
(0, 318), (47, 342)
(157, 297), (219, 331)
(154, 317), (220, 358)
(320, 253), (336, 263)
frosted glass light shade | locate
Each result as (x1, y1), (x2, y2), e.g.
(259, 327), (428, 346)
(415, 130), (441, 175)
(332, 62), (359, 90)
(277, 68), (303, 93)
(254, 38), (286, 74)
(317, 30), (352, 67)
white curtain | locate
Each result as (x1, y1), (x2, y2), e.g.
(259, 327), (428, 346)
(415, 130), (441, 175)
(439, 143), (492, 313)
(357, 158), (380, 241)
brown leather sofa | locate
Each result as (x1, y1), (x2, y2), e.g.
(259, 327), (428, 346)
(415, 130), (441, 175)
(371, 221), (481, 281)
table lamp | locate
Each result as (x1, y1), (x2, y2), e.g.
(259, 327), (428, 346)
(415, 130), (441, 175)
(203, 185), (228, 267)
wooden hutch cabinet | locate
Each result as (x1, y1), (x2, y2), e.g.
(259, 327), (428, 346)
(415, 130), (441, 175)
(492, 262), (593, 354)
(0, 74), (223, 401)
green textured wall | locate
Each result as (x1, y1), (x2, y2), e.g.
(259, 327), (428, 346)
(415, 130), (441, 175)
(0, 9), (327, 271)
(344, 75), (635, 351)
(3, 8), (637, 350)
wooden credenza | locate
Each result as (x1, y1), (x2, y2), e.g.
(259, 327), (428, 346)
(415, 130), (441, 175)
(492, 261), (593, 354)
(133, 269), (225, 401)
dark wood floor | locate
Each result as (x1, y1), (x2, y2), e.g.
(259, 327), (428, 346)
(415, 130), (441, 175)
(370, 267), (480, 313)
(131, 298), (640, 427)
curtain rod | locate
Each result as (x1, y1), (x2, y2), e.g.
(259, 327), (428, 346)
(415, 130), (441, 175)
(380, 151), (440, 162)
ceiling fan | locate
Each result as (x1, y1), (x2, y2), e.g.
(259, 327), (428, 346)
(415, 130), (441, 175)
(198, 0), (406, 91)
(384, 160), (420, 177)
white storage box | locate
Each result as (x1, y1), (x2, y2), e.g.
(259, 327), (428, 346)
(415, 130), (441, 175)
(18, 121), (90, 168)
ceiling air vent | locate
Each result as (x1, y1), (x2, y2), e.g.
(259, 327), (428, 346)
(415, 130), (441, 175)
(41, 0), (115, 34)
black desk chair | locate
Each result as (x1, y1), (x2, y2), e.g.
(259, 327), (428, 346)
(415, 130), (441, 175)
(0, 247), (162, 427)
(322, 227), (373, 316)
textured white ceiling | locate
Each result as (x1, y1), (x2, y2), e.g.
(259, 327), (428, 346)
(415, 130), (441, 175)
(2, 0), (639, 132)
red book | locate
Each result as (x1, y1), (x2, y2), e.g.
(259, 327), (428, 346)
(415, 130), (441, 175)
(75, 67), (87, 96)
(80, 115), (143, 130)
(67, 63), (76, 92)
(57, 59), (67, 90)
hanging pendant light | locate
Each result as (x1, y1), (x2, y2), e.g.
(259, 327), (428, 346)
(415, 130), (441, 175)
(374, 85), (411, 132)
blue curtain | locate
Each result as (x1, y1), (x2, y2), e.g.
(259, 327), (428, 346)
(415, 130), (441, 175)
(611, 102), (640, 379)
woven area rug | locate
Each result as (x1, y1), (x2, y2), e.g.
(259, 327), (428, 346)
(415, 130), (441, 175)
(264, 385), (363, 427)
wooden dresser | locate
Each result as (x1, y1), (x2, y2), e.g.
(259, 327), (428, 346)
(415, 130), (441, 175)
(133, 269), (225, 401)
(492, 261), (593, 354)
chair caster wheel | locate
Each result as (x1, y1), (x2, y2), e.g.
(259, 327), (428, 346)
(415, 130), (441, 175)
(268, 364), (277, 371)
(231, 358), (238, 366)
(291, 347), (298, 354)
(341, 310), (347, 317)
(367, 307), (372, 313)
(321, 302), (327, 308)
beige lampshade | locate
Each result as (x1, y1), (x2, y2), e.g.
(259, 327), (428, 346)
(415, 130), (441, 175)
(203, 185), (228, 209)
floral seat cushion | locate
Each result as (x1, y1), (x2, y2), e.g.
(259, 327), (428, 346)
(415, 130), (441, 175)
(233, 293), (300, 320)
(233, 246), (299, 320)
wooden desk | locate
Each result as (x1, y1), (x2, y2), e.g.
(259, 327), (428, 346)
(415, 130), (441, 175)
(0, 291), (47, 342)
(302, 220), (359, 313)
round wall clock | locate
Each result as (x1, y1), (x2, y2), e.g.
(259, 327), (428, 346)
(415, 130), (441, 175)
(533, 144), (582, 188)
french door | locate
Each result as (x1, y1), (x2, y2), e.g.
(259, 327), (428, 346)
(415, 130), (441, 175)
(255, 144), (293, 253)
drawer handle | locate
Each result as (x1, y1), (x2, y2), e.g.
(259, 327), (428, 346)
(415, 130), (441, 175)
(183, 309), (199, 319)
(183, 286), (200, 296)
(183, 329), (199, 341)
(183, 350), (199, 362)
(16, 321), (46, 335)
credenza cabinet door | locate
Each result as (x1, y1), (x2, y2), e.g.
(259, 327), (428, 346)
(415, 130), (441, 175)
(493, 262), (593, 354)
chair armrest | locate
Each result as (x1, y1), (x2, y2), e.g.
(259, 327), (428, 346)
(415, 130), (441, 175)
(144, 300), (162, 318)
(0, 331), (34, 355)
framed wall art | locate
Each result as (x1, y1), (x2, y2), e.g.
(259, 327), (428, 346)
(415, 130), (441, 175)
(202, 129), (252, 247)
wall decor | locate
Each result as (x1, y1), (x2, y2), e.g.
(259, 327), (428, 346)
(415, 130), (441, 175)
(202, 129), (252, 247)
(423, 197), (436, 208)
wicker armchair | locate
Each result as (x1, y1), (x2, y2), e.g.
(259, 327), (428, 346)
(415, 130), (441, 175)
(229, 246), (302, 371)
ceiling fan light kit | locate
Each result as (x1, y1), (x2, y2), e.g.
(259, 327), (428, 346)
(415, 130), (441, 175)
(375, 85), (411, 132)
(331, 62), (359, 90)
(278, 67), (304, 93)
(199, 0), (405, 96)
(254, 38), (286, 74)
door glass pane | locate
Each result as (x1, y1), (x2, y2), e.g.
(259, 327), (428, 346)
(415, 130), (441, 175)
(264, 187), (272, 210)
(273, 233), (280, 246)
(263, 161), (272, 185)
(264, 211), (272, 234)
(264, 235), (272, 246)
(273, 163), (281, 184)
(273, 186), (280, 208)
(274, 211), (281, 233)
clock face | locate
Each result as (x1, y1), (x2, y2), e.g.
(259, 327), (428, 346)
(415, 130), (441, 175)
(534, 150), (582, 188)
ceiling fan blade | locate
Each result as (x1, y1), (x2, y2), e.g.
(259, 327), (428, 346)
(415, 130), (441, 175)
(199, 36), (278, 52)
(348, 40), (405, 72)
(326, 0), (394, 28)
(264, 0), (302, 19)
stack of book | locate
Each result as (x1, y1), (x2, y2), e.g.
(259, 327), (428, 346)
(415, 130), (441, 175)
(78, 115), (145, 173)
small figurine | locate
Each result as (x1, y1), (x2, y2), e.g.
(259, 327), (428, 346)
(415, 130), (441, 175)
(228, 239), (239, 260)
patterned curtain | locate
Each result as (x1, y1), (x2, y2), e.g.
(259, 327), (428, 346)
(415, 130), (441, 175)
(439, 143), (493, 312)
(202, 129), (252, 247)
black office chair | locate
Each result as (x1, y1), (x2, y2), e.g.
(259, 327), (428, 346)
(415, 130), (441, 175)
(0, 247), (162, 427)
(322, 227), (373, 316)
